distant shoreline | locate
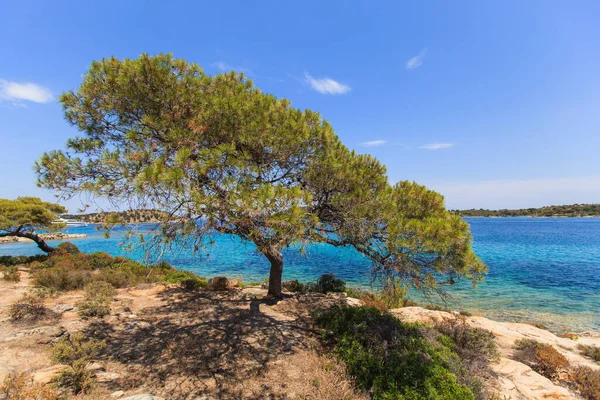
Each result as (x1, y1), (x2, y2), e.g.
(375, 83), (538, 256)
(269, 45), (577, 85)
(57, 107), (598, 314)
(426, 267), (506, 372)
(0, 233), (87, 245)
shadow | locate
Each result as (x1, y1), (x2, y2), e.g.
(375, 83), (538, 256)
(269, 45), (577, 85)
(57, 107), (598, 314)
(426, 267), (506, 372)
(84, 287), (333, 399)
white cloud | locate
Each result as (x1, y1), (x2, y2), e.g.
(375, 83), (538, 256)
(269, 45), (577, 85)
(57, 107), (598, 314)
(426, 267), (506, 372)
(406, 48), (428, 70)
(304, 72), (351, 95)
(0, 79), (53, 104)
(420, 143), (454, 150)
(361, 140), (387, 147)
(211, 61), (250, 74)
(424, 177), (600, 210)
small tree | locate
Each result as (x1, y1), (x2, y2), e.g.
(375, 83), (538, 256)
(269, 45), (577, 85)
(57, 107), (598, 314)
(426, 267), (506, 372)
(36, 54), (485, 296)
(0, 197), (66, 253)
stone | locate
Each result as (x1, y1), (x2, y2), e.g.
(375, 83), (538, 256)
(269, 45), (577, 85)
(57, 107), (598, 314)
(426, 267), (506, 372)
(49, 304), (75, 313)
(86, 362), (104, 372)
(127, 314), (138, 319)
(96, 371), (121, 382)
(346, 297), (362, 307)
(32, 365), (65, 385)
(121, 395), (164, 400)
(111, 390), (125, 398)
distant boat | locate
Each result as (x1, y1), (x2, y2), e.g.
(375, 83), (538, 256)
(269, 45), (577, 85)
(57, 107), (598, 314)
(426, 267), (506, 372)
(52, 217), (88, 228)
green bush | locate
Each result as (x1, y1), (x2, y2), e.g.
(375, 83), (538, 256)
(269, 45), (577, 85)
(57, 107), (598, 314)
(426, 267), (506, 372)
(380, 280), (408, 309)
(57, 242), (80, 255)
(78, 281), (117, 318)
(52, 334), (105, 394)
(0, 254), (47, 267)
(33, 266), (93, 291)
(579, 344), (600, 363)
(53, 360), (96, 395)
(1, 266), (20, 282)
(181, 277), (208, 290)
(434, 316), (498, 399)
(306, 273), (346, 294)
(315, 306), (475, 399)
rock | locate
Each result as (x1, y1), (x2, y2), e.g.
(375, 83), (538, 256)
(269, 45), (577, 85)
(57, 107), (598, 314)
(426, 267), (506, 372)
(32, 365), (65, 385)
(96, 371), (121, 382)
(208, 276), (229, 291)
(228, 279), (239, 288)
(86, 362), (104, 372)
(111, 390), (125, 398)
(49, 304), (75, 314)
(346, 297), (362, 307)
(127, 314), (138, 319)
(121, 395), (164, 400)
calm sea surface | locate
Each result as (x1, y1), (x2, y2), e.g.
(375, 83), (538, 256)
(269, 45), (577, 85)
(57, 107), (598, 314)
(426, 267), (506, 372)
(2, 217), (599, 332)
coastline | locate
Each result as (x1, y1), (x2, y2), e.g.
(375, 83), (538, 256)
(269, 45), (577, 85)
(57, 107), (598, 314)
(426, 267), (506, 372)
(0, 233), (87, 245)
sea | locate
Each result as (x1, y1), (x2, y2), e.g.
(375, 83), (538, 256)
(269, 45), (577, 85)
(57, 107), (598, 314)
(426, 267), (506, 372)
(2, 217), (599, 332)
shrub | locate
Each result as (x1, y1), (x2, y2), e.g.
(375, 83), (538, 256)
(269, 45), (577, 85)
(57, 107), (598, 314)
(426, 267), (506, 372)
(558, 332), (579, 340)
(0, 254), (47, 267)
(54, 360), (96, 394)
(434, 316), (498, 399)
(315, 306), (475, 399)
(57, 241), (80, 255)
(33, 266), (93, 291)
(572, 365), (600, 400)
(380, 280), (408, 309)
(208, 276), (229, 291)
(1, 266), (20, 282)
(424, 304), (452, 312)
(282, 279), (303, 292)
(9, 292), (48, 321)
(306, 273), (346, 294)
(52, 333), (105, 365)
(181, 277), (208, 290)
(579, 344), (600, 363)
(1, 372), (59, 400)
(514, 338), (569, 379)
(78, 281), (117, 318)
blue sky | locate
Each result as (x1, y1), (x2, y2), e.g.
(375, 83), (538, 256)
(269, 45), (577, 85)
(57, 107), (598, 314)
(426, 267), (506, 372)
(1, 0), (600, 210)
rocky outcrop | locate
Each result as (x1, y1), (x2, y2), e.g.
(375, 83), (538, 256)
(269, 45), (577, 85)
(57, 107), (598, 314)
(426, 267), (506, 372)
(388, 306), (600, 400)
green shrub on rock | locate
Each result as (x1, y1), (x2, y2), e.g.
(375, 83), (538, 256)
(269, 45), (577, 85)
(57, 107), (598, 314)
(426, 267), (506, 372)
(315, 306), (475, 399)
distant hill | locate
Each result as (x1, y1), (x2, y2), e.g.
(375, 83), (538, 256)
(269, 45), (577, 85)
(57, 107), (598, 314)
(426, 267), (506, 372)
(64, 209), (170, 224)
(454, 204), (600, 217)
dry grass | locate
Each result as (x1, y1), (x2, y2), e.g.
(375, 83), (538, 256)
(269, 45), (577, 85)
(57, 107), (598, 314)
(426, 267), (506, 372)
(0, 372), (59, 400)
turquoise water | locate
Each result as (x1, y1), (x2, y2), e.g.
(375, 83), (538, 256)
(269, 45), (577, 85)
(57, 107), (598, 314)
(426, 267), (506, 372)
(2, 218), (599, 332)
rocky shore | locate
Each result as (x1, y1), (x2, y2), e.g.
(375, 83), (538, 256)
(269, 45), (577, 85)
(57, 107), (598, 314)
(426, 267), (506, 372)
(0, 232), (87, 245)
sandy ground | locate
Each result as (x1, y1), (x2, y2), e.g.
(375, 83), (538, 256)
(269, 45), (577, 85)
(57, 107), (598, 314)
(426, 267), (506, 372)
(0, 269), (365, 399)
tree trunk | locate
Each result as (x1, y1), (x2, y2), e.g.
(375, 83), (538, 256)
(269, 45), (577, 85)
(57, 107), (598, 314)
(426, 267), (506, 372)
(264, 249), (284, 297)
(0, 231), (56, 253)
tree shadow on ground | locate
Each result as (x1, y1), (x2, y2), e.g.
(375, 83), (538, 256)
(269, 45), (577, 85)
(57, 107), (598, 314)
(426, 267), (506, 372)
(85, 288), (340, 399)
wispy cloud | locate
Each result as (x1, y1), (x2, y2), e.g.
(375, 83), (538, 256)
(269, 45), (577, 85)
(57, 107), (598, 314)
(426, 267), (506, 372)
(406, 48), (428, 70)
(420, 143), (454, 150)
(361, 140), (387, 147)
(304, 72), (351, 95)
(424, 177), (600, 210)
(211, 61), (250, 74)
(0, 79), (53, 104)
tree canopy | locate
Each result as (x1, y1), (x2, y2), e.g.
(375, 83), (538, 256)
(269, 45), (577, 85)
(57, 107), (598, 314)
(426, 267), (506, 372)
(36, 53), (485, 296)
(0, 197), (67, 253)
